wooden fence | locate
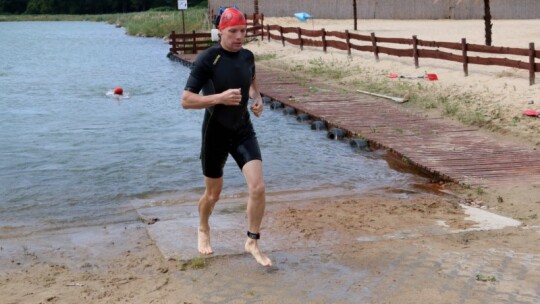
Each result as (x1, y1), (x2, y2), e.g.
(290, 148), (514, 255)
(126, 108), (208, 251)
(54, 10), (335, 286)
(263, 25), (539, 86)
(169, 19), (539, 85)
(169, 14), (264, 55)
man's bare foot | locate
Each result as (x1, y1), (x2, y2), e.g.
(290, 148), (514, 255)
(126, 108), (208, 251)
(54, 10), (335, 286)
(245, 239), (272, 267)
(198, 228), (213, 255)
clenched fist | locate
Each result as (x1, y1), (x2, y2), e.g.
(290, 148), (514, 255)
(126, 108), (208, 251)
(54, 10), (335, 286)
(220, 88), (242, 106)
(250, 96), (263, 117)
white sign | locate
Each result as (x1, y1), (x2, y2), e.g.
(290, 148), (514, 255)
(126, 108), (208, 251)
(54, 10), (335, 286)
(177, 0), (187, 10)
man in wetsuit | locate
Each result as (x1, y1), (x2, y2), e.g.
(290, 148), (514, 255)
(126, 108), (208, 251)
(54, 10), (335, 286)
(181, 7), (272, 267)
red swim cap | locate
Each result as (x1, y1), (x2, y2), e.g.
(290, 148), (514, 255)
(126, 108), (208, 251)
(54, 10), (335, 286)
(218, 8), (246, 31)
(113, 87), (123, 95)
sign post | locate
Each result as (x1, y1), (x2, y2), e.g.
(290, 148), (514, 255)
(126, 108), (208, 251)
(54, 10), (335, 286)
(177, 0), (188, 34)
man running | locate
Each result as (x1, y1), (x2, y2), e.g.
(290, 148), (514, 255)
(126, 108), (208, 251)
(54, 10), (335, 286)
(181, 7), (272, 267)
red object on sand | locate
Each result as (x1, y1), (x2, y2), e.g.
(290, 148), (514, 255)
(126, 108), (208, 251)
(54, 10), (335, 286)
(388, 73), (438, 81)
(426, 73), (438, 81)
(523, 109), (539, 117)
(113, 87), (123, 95)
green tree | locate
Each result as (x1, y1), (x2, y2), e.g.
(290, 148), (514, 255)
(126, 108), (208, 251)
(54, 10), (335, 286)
(130, 0), (149, 11)
(2, 0), (198, 15)
(0, 0), (30, 14)
(25, 0), (56, 14)
(188, 0), (204, 6)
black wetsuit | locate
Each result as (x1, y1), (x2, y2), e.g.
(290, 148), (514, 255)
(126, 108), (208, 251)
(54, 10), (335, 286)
(184, 45), (262, 178)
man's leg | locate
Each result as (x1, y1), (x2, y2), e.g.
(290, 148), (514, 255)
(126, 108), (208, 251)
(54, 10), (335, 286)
(242, 160), (272, 266)
(198, 176), (223, 255)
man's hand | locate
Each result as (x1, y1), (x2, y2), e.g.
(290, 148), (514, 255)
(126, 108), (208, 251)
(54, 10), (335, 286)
(250, 96), (263, 117)
(220, 88), (242, 106)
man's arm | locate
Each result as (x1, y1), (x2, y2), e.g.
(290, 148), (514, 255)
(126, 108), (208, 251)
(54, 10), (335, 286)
(249, 76), (264, 117)
(182, 88), (243, 109)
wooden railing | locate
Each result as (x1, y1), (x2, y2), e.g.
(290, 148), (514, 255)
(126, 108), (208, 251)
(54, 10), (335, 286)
(169, 17), (539, 85)
(169, 31), (213, 55)
(263, 25), (540, 86)
(169, 13), (264, 55)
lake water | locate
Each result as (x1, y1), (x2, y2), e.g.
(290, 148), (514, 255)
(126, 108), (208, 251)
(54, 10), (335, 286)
(0, 22), (422, 238)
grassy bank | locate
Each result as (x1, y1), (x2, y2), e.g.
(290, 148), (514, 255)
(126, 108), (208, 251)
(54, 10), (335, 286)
(252, 49), (539, 146)
(0, 1), (210, 38)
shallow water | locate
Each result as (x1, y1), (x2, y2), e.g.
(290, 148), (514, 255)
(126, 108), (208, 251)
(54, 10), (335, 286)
(0, 22), (422, 237)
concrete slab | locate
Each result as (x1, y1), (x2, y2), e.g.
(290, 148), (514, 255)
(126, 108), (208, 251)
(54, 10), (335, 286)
(458, 204), (522, 231)
(133, 195), (524, 261)
(140, 200), (329, 260)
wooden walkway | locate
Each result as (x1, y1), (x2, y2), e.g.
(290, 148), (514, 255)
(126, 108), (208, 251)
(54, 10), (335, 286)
(171, 53), (540, 188)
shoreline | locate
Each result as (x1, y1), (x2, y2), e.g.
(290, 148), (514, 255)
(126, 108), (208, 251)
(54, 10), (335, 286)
(2, 186), (539, 303)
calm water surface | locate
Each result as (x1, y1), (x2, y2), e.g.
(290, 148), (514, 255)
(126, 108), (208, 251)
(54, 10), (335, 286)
(0, 22), (420, 237)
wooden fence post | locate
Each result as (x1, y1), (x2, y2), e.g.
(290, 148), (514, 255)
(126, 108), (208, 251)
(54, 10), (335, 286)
(192, 30), (196, 54)
(462, 38), (469, 77)
(345, 30), (351, 56)
(529, 42), (536, 86)
(413, 35), (419, 68)
(322, 28), (327, 53)
(266, 25), (270, 41)
(280, 26), (285, 47)
(260, 14), (264, 41)
(170, 31), (176, 53)
(371, 32), (379, 62)
(297, 27), (303, 51)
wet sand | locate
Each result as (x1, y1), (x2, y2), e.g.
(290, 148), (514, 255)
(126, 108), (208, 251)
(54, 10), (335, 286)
(2, 185), (540, 303)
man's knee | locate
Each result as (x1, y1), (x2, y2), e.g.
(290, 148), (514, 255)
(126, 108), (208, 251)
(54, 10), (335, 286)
(204, 191), (221, 204)
(249, 181), (265, 198)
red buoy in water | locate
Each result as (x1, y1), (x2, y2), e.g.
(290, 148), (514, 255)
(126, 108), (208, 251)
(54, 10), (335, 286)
(113, 87), (123, 95)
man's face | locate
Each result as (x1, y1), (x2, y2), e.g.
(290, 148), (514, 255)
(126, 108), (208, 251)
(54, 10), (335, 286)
(220, 25), (246, 52)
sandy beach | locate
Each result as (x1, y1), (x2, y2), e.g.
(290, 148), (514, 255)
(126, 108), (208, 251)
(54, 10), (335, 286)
(2, 19), (540, 303)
